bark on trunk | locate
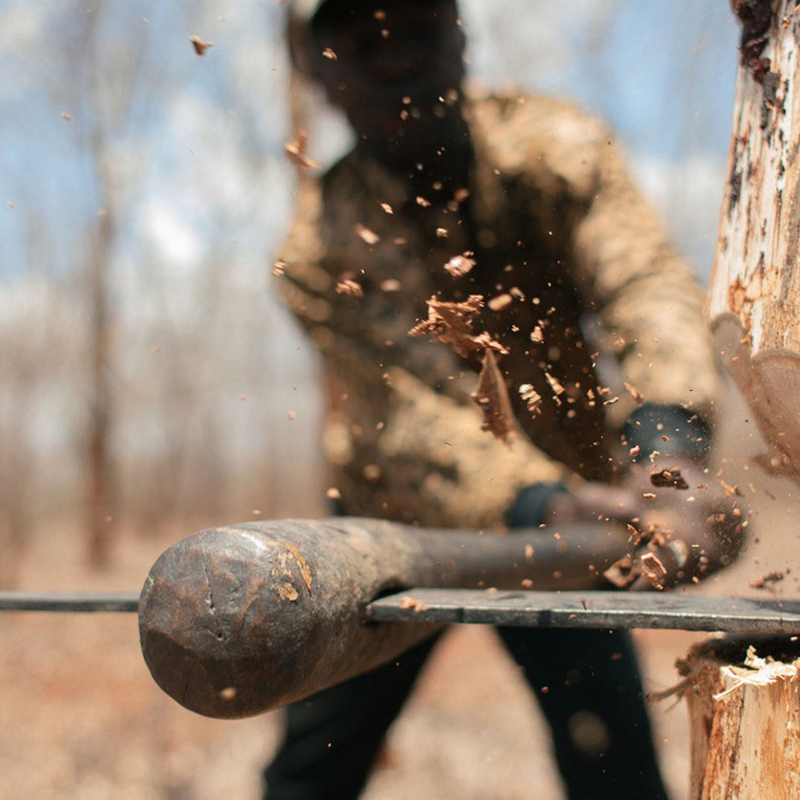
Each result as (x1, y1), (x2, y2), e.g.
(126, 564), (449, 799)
(680, 636), (800, 800)
(708, 0), (800, 481)
(85, 203), (115, 568)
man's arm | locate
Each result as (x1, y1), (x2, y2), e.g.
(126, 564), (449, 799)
(564, 126), (744, 586)
(477, 94), (743, 584)
(571, 141), (722, 427)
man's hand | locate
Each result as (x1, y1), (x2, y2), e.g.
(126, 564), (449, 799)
(546, 457), (747, 590)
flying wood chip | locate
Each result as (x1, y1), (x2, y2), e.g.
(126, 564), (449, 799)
(488, 293), (513, 311)
(640, 552), (667, 590)
(408, 295), (507, 358)
(443, 252), (475, 278)
(623, 381), (644, 404)
(284, 130), (320, 170)
(355, 224), (380, 245)
(398, 595), (430, 612)
(471, 349), (516, 443)
(650, 468), (689, 490)
(603, 554), (636, 589)
(189, 35), (212, 56)
(518, 383), (543, 416)
(335, 279), (363, 297)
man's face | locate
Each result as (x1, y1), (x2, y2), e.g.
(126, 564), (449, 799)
(310, 1), (466, 150)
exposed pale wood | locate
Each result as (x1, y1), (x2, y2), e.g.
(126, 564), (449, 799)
(708, 0), (800, 481)
(681, 638), (800, 799)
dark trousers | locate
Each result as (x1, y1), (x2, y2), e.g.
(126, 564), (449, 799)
(263, 626), (669, 800)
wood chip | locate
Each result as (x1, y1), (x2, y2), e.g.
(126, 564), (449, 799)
(408, 295), (506, 358)
(544, 372), (565, 404)
(284, 129), (320, 169)
(335, 279), (363, 297)
(278, 583), (299, 601)
(443, 252), (476, 278)
(380, 202), (393, 214)
(650, 467), (689, 490)
(640, 552), (667, 590)
(623, 381), (644, 404)
(519, 383), (542, 416)
(399, 595), (430, 612)
(625, 523), (645, 547)
(415, 196), (431, 207)
(189, 35), (212, 55)
(603, 555), (636, 588)
(322, 47), (337, 60)
(488, 293), (513, 311)
(355, 224), (380, 245)
(471, 349), (516, 443)
(720, 479), (743, 497)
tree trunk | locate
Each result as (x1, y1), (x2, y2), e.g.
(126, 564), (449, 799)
(680, 637), (800, 799)
(707, 0), (800, 481)
(85, 205), (115, 568)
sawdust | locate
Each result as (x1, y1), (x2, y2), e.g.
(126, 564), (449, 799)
(398, 596), (430, 612)
(748, 570), (786, 590)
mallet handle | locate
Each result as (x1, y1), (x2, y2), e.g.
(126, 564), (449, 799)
(139, 517), (627, 718)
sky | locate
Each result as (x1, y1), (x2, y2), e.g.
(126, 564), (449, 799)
(0, 0), (740, 283)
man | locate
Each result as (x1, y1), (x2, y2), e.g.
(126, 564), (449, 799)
(266, 1), (743, 797)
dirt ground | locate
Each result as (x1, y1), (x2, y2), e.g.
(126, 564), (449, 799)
(2, 395), (799, 799)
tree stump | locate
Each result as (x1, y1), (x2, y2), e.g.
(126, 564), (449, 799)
(707, 0), (800, 482)
(680, 636), (800, 799)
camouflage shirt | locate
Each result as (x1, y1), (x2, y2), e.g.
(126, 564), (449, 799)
(277, 93), (721, 529)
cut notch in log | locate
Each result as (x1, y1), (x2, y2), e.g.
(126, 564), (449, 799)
(679, 634), (800, 800)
